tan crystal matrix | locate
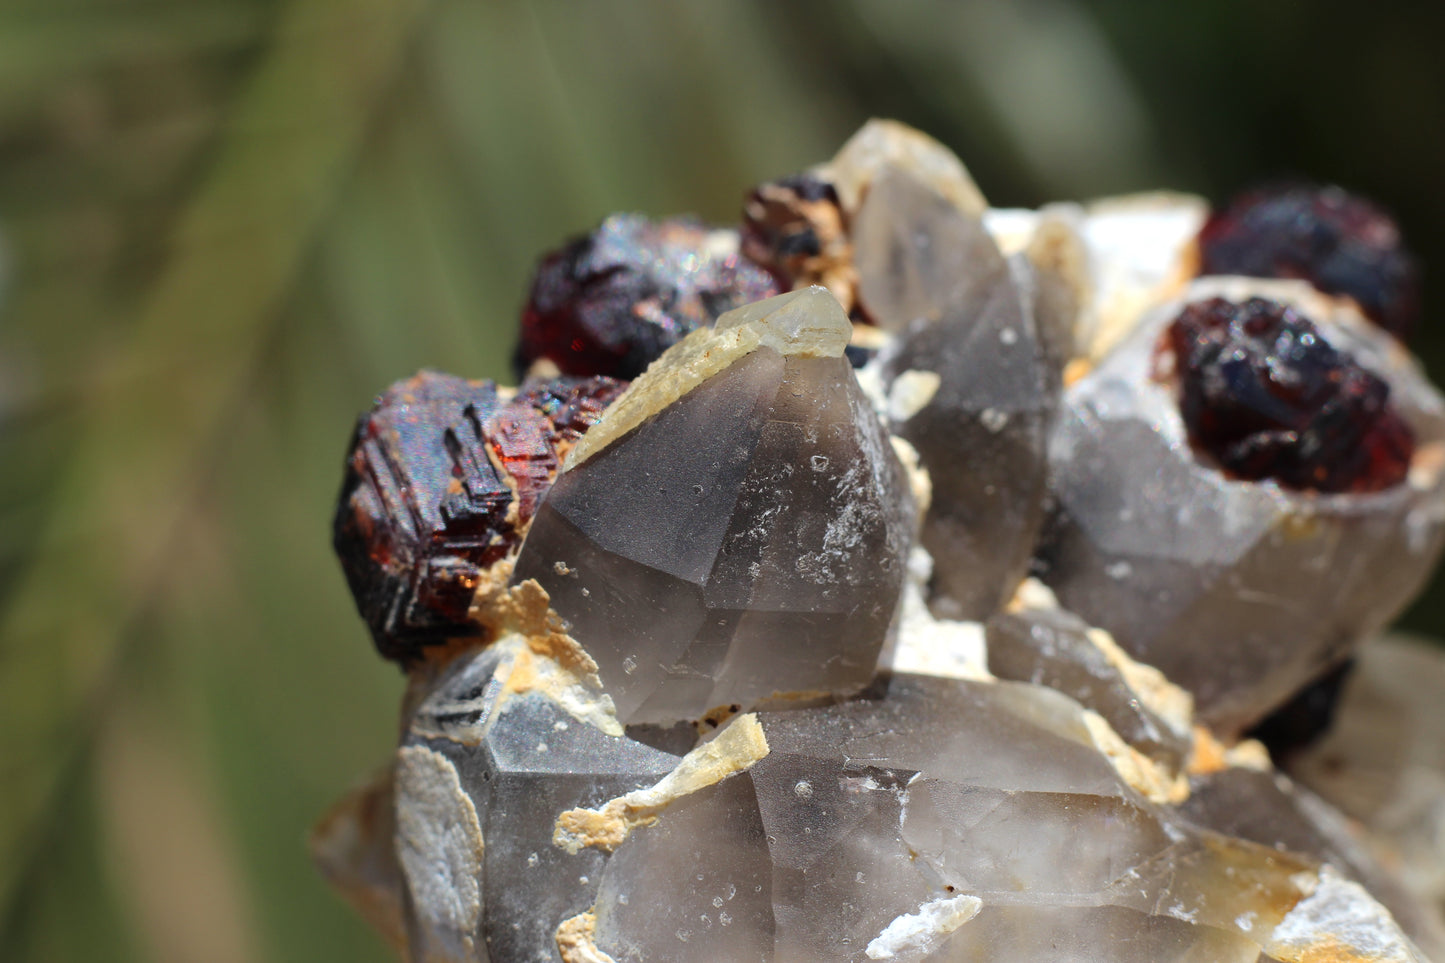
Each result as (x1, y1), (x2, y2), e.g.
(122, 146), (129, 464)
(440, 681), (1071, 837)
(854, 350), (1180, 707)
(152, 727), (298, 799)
(318, 120), (1445, 962)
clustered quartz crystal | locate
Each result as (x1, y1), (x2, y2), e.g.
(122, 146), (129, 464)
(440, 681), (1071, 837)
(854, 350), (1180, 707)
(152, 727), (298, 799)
(315, 119), (1445, 963)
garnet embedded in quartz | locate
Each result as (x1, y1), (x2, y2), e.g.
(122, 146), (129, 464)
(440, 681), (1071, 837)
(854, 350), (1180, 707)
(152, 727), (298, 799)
(1165, 296), (1414, 494)
(1041, 279), (1445, 735)
(1197, 184), (1420, 339)
(333, 370), (624, 662)
(516, 214), (778, 380)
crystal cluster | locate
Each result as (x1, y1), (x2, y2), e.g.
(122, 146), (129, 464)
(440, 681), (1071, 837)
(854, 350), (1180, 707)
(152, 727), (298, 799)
(317, 120), (1445, 962)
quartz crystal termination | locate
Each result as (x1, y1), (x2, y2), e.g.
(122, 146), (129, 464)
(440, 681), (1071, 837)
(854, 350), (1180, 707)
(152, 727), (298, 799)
(392, 635), (685, 963)
(513, 287), (914, 726)
(1039, 278), (1445, 735)
(745, 120), (1066, 619)
(859, 165), (1059, 619)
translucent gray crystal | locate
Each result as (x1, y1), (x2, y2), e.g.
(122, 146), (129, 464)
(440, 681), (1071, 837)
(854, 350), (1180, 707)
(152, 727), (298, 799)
(514, 293), (913, 726)
(985, 607), (1191, 769)
(1284, 635), (1445, 933)
(1182, 766), (1445, 957)
(581, 674), (1412, 963)
(857, 166), (1056, 620)
(1038, 281), (1445, 736)
(398, 642), (684, 963)
(319, 122), (1445, 963)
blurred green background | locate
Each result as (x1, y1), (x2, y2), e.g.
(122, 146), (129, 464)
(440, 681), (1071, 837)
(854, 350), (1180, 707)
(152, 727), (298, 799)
(3, 1), (1445, 960)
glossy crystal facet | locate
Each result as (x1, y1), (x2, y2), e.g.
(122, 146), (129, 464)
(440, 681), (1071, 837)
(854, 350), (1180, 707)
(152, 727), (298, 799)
(513, 288), (914, 725)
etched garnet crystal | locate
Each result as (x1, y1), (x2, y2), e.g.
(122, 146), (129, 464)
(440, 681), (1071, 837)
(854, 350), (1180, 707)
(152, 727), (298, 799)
(1166, 295), (1414, 493)
(316, 120), (1445, 963)
(334, 371), (625, 663)
(516, 214), (778, 379)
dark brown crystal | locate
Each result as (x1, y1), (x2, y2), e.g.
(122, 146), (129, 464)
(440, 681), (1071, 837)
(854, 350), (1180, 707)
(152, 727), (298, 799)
(740, 174), (854, 304)
(334, 370), (625, 663)
(516, 214), (778, 380)
(1165, 296), (1414, 494)
(1246, 658), (1354, 760)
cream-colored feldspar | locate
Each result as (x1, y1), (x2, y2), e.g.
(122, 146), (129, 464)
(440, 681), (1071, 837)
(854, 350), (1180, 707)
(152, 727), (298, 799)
(553, 714), (769, 855)
(393, 746), (485, 963)
(566, 286), (849, 469)
(1084, 626), (1195, 739)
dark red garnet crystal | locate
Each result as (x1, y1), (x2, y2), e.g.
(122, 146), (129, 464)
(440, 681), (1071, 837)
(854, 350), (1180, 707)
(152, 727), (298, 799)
(334, 370), (626, 662)
(1197, 185), (1420, 339)
(516, 214), (777, 380)
(1166, 297), (1414, 494)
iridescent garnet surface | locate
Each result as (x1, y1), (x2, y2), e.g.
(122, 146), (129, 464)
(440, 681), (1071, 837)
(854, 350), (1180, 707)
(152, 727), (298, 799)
(334, 370), (625, 662)
(1197, 185), (1420, 339)
(516, 214), (778, 379)
(1165, 296), (1414, 493)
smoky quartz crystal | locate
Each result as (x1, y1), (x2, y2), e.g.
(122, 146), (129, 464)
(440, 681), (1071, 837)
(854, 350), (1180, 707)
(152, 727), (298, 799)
(317, 119), (1445, 963)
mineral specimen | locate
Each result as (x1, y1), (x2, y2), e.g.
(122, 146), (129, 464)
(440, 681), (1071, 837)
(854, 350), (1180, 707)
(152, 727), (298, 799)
(984, 605), (1193, 771)
(1284, 635), (1445, 918)
(1198, 184), (1420, 339)
(740, 122), (1063, 619)
(512, 287), (914, 726)
(334, 371), (625, 662)
(516, 214), (778, 379)
(318, 119), (1445, 963)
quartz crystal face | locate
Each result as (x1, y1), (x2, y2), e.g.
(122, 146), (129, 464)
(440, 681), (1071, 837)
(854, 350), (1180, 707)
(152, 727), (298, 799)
(1039, 279), (1445, 735)
(394, 637), (685, 963)
(367, 656), (1438, 963)
(860, 167), (1058, 619)
(319, 119), (1445, 963)
(984, 607), (1192, 770)
(1283, 635), (1445, 922)
(572, 675), (1428, 963)
(334, 371), (625, 662)
(737, 122), (1068, 620)
(513, 288), (914, 726)
(517, 214), (779, 379)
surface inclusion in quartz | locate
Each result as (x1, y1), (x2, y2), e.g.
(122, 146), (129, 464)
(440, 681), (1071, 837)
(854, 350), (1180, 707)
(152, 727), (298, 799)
(316, 119), (1445, 963)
